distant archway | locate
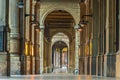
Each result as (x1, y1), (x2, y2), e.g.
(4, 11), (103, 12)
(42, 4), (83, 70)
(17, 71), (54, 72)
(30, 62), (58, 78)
(52, 41), (68, 71)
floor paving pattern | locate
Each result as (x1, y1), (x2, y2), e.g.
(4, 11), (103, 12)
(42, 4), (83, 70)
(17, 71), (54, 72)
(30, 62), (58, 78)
(0, 74), (120, 80)
(0, 68), (120, 80)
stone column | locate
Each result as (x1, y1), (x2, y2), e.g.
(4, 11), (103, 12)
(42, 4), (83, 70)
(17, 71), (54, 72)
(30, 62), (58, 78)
(119, 0), (120, 51)
(60, 48), (62, 68)
(9, 0), (21, 75)
(74, 25), (80, 74)
(40, 25), (44, 74)
(9, 0), (20, 53)
(91, 0), (99, 75)
(116, 0), (120, 78)
(104, 0), (109, 76)
(104, 0), (116, 77)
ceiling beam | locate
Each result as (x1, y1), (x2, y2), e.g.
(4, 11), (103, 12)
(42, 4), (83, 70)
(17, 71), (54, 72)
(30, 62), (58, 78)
(47, 20), (73, 23)
(46, 16), (73, 19)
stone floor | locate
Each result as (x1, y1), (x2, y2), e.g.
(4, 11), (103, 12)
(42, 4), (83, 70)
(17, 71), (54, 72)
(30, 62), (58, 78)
(1, 74), (120, 80)
(0, 68), (120, 80)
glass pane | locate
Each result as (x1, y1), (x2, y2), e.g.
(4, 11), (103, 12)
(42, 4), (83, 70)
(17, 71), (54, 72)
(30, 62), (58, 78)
(0, 32), (3, 51)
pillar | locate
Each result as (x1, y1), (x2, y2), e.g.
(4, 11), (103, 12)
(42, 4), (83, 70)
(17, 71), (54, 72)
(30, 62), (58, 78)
(9, 0), (21, 75)
(91, 0), (99, 75)
(104, 0), (109, 76)
(40, 25), (44, 74)
(60, 48), (62, 68)
(74, 25), (80, 74)
(118, 0), (120, 53)
(104, 0), (116, 77)
(116, 0), (120, 78)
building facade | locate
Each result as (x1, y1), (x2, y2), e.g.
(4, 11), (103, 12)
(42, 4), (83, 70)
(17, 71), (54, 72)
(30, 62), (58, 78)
(0, 0), (120, 78)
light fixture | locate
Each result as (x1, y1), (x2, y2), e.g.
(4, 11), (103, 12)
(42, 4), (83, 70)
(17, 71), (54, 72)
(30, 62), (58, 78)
(79, 20), (88, 27)
(25, 14), (40, 26)
(30, 20), (40, 26)
(17, 0), (24, 8)
(25, 14), (36, 18)
(74, 24), (83, 32)
(78, 25), (83, 32)
(82, 14), (92, 19)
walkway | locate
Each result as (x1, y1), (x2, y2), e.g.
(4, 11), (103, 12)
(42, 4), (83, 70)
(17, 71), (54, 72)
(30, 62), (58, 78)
(0, 68), (120, 80)
(1, 74), (120, 80)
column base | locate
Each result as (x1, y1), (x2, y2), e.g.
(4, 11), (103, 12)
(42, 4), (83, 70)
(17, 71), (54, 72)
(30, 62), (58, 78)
(0, 53), (7, 76)
(91, 56), (96, 75)
(26, 56), (31, 74)
(31, 56), (35, 74)
(104, 54), (116, 77)
(35, 57), (40, 74)
(98, 55), (104, 76)
(10, 54), (21, 75)
(116, 53), (120, 77)
(68, 65), (74, 73)
(40, 58), (43, 74)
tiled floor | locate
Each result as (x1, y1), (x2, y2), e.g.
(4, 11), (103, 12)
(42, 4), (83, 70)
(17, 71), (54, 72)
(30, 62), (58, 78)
(0, 74), (120, 80)
(0, 68), (120, 80)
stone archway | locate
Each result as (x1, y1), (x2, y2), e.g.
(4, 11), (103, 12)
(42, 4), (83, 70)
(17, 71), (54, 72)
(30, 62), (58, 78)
(39, 2), (80, 73)
(52, 41), (68, 72)
(39, 1), (80, 26)
(51, 33), (69, 71)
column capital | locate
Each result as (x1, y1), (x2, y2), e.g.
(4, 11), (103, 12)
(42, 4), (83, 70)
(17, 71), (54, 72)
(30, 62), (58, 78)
(74, 25), (79, 30)
(40, 25), (44, 30)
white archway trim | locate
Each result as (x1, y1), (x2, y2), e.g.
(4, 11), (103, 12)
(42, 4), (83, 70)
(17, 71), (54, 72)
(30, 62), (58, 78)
(39, 3), (80, 26)
(51, 33), (69, 47)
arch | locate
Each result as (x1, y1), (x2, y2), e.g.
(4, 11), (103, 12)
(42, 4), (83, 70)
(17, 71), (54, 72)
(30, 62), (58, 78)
(51, 32), (69, 47)
(52, 41), (68, 48)
(40, 7), (79, 26)
(50, 30), (74, 43)
(52, 39), (69, 48)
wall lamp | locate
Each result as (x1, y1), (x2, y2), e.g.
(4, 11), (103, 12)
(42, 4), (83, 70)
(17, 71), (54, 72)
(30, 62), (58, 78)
(78, 24), (83, 32)
(74, 24), (83, 32)
(82, 14), (92, 19)
(30, 20), (40, 26)
(25, 14), (36, 18)
(17, 0), (24, 8)
(79, 20), (88, 27)
(25, 14), (40, 26)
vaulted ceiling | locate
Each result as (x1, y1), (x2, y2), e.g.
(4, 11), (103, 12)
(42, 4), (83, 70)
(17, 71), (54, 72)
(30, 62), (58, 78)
(44, 10), (75, 43)
(45, 10), (74, 29)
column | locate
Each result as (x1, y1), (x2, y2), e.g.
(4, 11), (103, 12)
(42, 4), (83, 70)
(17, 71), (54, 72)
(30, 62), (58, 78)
(40, 25), (44, 74)
(116, 0), (120, 78)
(9, 0), (20, 75)
(60, 48), (62, 68)
(104, 0), (116, 77)
(74, 25), (80, 74)
(91, 0), (99, 75)
(104, 0), (109, 76)
(119, 0), (120, 51)
(9, 0), (20, 53)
